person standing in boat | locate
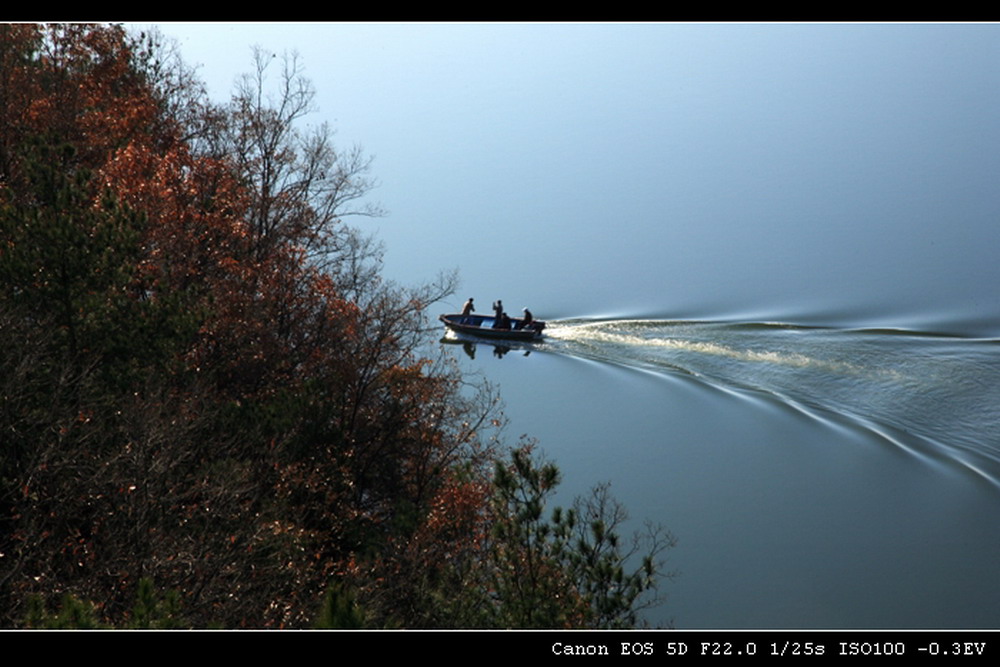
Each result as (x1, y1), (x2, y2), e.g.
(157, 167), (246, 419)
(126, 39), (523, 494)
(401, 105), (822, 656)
(462, 297), (475, 316)
(492, 299), (504, 327)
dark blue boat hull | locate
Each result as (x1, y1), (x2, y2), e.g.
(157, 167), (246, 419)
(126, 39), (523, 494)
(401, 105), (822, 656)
(439, 313), (545, 341)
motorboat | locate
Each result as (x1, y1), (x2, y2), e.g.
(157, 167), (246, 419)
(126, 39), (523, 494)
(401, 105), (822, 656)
(439, 312), (545, 342)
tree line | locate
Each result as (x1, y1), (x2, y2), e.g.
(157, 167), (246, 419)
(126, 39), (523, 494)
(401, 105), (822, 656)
(0, 23), (672, 629)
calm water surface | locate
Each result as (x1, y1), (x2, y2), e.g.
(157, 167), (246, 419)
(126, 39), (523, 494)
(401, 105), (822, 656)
(441, 315), (1000, 629)
(153, 20), (1000, 629)
(389, 23), (1000, 630)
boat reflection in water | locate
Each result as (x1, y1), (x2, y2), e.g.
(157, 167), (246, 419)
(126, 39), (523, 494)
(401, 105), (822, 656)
(438, 312), (547, 359)
(439, 335), (534, 359)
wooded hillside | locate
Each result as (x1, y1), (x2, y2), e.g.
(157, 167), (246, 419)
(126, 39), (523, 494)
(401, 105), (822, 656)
(0, 24), (669, 629)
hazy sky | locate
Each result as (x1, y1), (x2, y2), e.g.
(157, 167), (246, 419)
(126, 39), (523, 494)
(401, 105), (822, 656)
(144, 22), (1000, 332)
(136, 24), (1000, 628)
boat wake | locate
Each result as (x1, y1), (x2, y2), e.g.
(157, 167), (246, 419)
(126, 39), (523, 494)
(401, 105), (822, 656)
(537, 317), (1000, 488)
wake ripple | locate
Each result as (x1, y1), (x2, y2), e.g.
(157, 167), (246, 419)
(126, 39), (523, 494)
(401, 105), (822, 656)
(538, 318), (1000, 487)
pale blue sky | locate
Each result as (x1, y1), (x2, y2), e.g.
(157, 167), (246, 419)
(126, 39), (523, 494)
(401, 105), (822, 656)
(135, 23), (1000, 629)
(144, 22), (1000, 332)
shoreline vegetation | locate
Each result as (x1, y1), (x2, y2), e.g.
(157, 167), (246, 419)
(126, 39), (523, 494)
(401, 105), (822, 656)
(0, 23), (672, 629)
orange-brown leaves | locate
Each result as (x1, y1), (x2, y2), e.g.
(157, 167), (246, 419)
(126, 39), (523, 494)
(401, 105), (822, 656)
(12, 26), (164, 169)
(2, 24), (509, 629)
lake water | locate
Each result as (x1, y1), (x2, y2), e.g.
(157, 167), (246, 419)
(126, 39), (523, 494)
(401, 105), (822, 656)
(365, 24), (1000, 630)
(156, 21), (1000, 629)
(440, 314), (1000, 629)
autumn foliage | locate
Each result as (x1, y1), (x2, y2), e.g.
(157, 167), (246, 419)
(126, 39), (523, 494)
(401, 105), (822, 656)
(0, 24), (669, 629)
